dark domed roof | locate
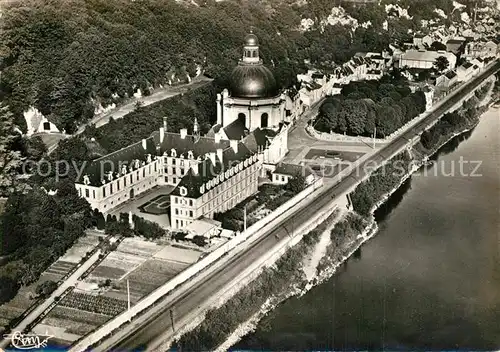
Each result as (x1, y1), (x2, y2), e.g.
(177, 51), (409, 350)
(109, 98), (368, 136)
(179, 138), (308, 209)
(229, 64), (279, 99)
(244, 33), (259, 46)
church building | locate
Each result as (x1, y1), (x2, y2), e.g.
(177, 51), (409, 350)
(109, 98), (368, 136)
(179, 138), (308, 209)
(75, 31), (289, 230)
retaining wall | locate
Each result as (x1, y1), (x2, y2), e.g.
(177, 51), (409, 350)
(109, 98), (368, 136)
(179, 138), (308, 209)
(69, 178), (324, 351)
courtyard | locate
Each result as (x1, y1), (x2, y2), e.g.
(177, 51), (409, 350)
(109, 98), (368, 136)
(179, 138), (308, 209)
(109, 185), (174, 229)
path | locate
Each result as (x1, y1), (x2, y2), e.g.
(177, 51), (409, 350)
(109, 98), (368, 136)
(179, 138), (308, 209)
(99, 59), (500, 352)
(42, 76), (212, 154)
(0, 250), (102, 349)
(303, 209), (345, 281)
(76, 76), (212, 133)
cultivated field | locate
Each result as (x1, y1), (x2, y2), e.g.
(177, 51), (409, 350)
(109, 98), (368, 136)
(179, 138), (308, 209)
(38, 306), (110, 341)
(0, 231), (101, 331)
(30, 237), (203, 342)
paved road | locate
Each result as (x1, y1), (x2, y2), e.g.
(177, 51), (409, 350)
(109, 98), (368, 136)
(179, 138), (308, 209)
(101, 60), (500, 351)
(44, 76), (212, 154)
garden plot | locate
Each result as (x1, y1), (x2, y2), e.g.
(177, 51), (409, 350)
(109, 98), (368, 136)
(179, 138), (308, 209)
(37, 306), (110, 340)
(153, 245), (203, 264)
(60, 232), (100, 263)
(104, 259), (190, 302)
(86, 238), (162, 282)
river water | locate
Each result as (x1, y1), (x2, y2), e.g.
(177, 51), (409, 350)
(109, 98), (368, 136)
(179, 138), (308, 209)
(234, 107), (500, 351)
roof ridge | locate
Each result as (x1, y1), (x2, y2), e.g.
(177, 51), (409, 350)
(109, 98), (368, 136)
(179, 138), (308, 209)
(93, 136), (154, 163)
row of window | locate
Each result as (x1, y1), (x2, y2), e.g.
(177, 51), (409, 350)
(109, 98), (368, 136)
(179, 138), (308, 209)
(173, 197), (193, 207)
(174, 208), (194, 218)
(201, 165), (257, 203)
(80, 164), (158, 200)
(201, 185), (255, 215)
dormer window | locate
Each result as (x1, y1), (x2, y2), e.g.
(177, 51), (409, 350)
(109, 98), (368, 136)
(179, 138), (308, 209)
(187, 150), (194, 159)
(83, 175), (90, 185)
(171, 148), (177, 158)
(180, 186), (188, 197)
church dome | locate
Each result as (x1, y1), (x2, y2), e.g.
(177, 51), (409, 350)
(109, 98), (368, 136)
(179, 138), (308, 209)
(228, 31), (279, 99)
(228, 64), (279, 99)
(244, 33), (259, 46)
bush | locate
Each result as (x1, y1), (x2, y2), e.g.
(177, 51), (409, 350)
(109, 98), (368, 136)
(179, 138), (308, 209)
(35, 280), (58, 298)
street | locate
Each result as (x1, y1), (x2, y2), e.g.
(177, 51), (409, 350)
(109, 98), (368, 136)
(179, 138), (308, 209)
(95, 60), (499, 351)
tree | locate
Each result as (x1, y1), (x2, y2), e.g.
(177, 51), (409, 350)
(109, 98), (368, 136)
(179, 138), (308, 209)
(35, 280), (58, 297)
(430, 41), (447, 51)
(287, 172), (306, 194)
(0, 276), (20, 305)
(433, 56), (450, 72)
(0, 105), (24, 196)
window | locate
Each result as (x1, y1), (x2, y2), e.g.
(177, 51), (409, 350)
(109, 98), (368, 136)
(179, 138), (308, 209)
(238, 113), (246, 125)
(173, 177), (177, 183)
(154, 163), (157, 172)
(103, 188), (106, 197)
(124, 178), (127, 187)
(165, 176), (168, 182)
(93, 190), (96, 199)
(137, 172), (139, 181)
(172, 167), (176, 174)
(175, 208), (179, 215)
(180, 160), (184, 167)
(149, 165), (151, 174)
(175, 197), (178, 204)
(130, 175), (133, 184)
(189, 210), (193, 217)
(189, 199), (193, 206)
(261, 113), (269, 128)
(85, 189), (89, 198)
(117, 180), (120, 190)
(172, 158), (176, 165)
(143, 169), (145, 178)
(176, 219), (179, 228)
(110, 183), (113, 194)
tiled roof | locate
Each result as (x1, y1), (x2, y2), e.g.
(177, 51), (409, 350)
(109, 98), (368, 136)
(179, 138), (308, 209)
(78, 138), (158, 186)
(151, 131), (230, 158)
(171, 141), (255, 198)
(445, 70), (457, 79)
(462, 61), (473, 69)
(223, 118), (248, 141)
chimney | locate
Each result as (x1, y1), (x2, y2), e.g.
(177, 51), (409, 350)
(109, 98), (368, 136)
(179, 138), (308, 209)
(215, 131), (221, 144)
(180, 128), (187, 139)
(216, 148), (223, 165)
(159, 127), (165, 143)
(142, 138), (147, 150)
(191, 162), (199, 175)
(230, 140), (238, 154)
(209, 152), (217, 165)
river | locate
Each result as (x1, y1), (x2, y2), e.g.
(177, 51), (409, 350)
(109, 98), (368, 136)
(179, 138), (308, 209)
(233, 106), (500, 351)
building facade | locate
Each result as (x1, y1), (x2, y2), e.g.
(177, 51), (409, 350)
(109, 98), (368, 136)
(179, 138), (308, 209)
(76, 31), (289, 230)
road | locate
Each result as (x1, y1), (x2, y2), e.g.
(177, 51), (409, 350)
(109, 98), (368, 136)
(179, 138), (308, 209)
(101, 60), (499, 351)
(43, 76), (212, 154)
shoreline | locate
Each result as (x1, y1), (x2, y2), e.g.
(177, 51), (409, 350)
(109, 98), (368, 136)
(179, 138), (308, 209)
(217, 96), (493, 351)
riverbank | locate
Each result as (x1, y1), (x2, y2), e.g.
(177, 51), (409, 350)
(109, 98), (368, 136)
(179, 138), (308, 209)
(226, 85), (494, 349)
(172, 79), (494, 351)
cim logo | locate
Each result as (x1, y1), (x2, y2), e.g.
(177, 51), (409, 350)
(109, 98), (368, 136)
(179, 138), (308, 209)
(3, 331), (53, 350)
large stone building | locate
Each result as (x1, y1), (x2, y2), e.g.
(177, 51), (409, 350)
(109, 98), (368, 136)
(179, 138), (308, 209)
(399, 49), (457, 70)
(75, 32), (289, 230)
